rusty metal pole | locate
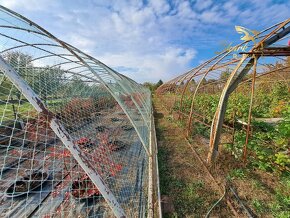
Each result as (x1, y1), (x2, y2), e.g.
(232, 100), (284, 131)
(208, 55), (254, 163)
(231, 91), (237, 145)
(243, 56), (257, 162)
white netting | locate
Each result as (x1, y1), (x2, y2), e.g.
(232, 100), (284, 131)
(0, 6), (152, 218)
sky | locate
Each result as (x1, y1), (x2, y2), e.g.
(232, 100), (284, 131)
(0, 0), (289, 83)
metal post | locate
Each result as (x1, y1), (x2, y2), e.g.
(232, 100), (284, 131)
(147, 109), (154, 217)
(0, 56), (126, 218)
(243, 56), (257, 161)
(151, 107), (162, 218)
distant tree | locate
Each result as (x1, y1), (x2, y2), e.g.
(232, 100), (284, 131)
(156, 79), (163, 88)
(2, 52), (33, 100)
(34, 67), (64, 102)
(220, 70), (230, 80)
(0, 75), (14, 98)
(65, 75), (90, 97)
(143, 80), (164, 92)
(143, 82), (155, 92)
(3, 51), (33, 76)
(200, 78), (207, 84)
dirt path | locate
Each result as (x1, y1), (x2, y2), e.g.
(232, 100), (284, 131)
(153, 96), (233, 217)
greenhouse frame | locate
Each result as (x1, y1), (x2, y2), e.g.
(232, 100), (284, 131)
(157, 19), (290, 164)
(0, 3), (289, 218)
(0, 6), (161, 218)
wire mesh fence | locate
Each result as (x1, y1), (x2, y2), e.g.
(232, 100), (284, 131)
(0, 6), (156, 218)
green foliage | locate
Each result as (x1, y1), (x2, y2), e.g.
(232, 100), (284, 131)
(229, 168), (247, 179)
(172, 80), (290, 174)
(252, 199), (268, 214)
(270, 190), (290, 218)
(156, 79), (163, 87)
(275, 153), (290, 167)
(229, 116), (290, 173)
(250, 174), (290, 217)
(173, 180), (206, 216)
(272, 82), (289, 101)
(192, 122), (210, 138)
(143, 79), (163, 92)
(220, 69), (230, 80)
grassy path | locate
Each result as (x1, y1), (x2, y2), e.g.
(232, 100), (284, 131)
(153, 96), (232, 217)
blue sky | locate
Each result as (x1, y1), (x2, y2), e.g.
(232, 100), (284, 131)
(0, 0), (289, 83)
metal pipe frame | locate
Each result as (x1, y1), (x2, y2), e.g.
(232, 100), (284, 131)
(0, 4), (157, 217)
(207, 20), (290, 163)
(158, 18), (290, 165)
(0, 56), (126, 217)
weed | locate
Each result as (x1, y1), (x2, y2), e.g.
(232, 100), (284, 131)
(229, 168), (247, 179)
(252, 179), (264, 190)
(252, 199), (268, 214)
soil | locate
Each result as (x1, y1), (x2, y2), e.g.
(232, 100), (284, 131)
(111, 117), (121, 122)
(71, 178), (100, 199)
(154, 96), (242, 217)
(109, 140), (127, 151)
(6, 171), (49, 197)
(154, 96), (232, 217)
(76, 138), (94, 148)
(95, 125), (108, 133)
(121, 125), (134, 131)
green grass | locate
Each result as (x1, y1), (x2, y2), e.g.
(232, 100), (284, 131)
(251, 177), (290, 218)
(251, 199), (268, 214)
(0, 102), (34, 122)
(0, 98), (67, 123)
(158, 143), (208, 217)
(228, 168), (247, 180)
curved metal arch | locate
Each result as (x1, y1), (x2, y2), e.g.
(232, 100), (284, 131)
(65, 42), (153, 126)
(158, 18), (290, 165)
(208, 19), (290, 163)
(43, 60), (84, 69)
(178, 59), (215, 113)
(0, 43), (63, 54)
(0, 5), (151, 153)
(0, 33), (85, 67)
(177, 47), (243, 121)
(0, 25), (46, 36)
(0, 5), (153, 217)
(186, 47), (241, 137)
(30, 53), (75, 62)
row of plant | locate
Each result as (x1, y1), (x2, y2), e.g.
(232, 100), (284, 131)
(174, 82), (288, 123)
(171, 81), (289, 174)
(225, 109), (290, 174)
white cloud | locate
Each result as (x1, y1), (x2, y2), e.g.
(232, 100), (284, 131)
(0, 0), (289, 84)
(149, 0), (170, 14)
(0, 0), (57, 11)
(194, 0), (213, 11)
(99, 47), (197, 82)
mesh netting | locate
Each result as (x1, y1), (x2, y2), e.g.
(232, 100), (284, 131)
(0, 6), (152, 218)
